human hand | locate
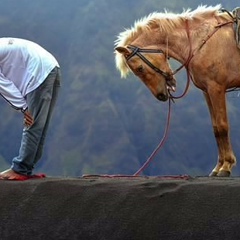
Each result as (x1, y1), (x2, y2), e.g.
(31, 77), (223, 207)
(23, 110), (34, 127)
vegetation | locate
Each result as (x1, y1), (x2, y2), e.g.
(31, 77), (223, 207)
(0, 0), (239, 177)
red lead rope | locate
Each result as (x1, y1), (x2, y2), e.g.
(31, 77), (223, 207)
(133, 99), (172, 176)
(133, 69), (192, 176)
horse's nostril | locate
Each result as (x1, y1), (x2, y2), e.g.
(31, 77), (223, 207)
(157, 93), (168, 101)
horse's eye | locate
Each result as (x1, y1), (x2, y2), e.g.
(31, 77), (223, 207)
(137, 65), (144, 73)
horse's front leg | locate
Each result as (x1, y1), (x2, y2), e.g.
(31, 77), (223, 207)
(203, 90), (236, 177)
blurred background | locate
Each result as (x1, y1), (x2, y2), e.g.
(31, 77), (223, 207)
(0, 0), (239, 177)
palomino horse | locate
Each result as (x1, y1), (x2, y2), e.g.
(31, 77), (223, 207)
(114, 5), (240, 177)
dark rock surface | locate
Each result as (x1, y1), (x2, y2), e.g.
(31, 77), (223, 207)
(0, 176), (240, 240)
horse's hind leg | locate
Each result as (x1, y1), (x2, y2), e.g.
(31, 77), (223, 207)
(203, 90), (236, 177)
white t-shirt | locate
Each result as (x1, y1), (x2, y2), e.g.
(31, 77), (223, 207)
(0, 37), (59, 111)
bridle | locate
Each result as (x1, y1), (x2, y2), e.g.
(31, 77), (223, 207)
(126, 43), (190, 101)
(126, 45), (173, 82)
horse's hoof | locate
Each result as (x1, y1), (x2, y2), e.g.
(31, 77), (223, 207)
(209, 171), (218, 177)
(217, 170), (231, 177)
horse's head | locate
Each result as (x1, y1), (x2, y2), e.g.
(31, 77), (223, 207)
(115, 45), (176, 102)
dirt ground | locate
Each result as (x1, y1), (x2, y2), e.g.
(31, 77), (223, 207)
(0, 175), (239, 240)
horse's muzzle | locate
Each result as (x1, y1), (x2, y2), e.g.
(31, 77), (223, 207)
(157, 93), (169, 101)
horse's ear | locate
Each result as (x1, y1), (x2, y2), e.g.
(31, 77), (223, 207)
(115, 46), (131, 58)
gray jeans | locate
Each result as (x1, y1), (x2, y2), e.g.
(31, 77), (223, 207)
(11, 67), (61, 175)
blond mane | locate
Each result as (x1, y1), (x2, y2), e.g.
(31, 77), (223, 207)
(115, 4), (222, 78)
